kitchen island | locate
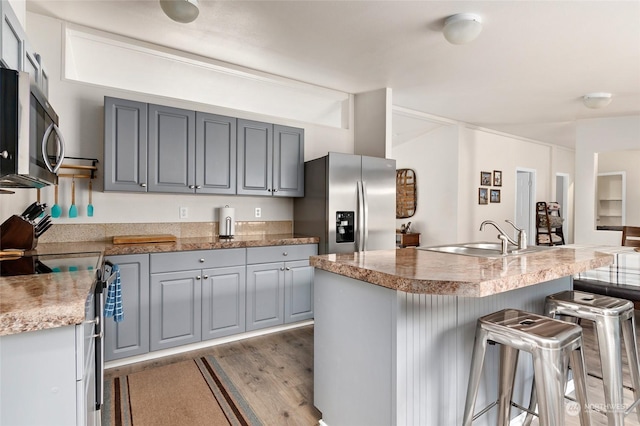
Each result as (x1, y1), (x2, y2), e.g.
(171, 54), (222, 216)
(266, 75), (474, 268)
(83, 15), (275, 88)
(310, 246), (613, 426)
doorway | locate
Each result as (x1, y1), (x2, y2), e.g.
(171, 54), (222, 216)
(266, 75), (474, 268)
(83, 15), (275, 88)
(516, 169), (536, 245)
(555, 173), (570, 242)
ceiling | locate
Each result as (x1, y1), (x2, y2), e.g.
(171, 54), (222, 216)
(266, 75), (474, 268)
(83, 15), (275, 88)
(26, 0), (640, 148)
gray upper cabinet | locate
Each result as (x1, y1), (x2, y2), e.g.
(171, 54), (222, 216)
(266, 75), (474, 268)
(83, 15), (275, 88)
(195, 112), (237, 194)
(237, 119), (305, 197)
(273, 125), (304, 197)
(148, 104), (195, 193)
(104, 254), (150, 362)
(104, 97), (149, 192)
(237, 119), (273, 196)
(1, 1), (23, 70)
(104, 97), (303, 196)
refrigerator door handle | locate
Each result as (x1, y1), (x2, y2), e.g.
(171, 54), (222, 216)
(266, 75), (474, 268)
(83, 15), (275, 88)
(362, 181), (368, 251)
(356, 180), (364, 251)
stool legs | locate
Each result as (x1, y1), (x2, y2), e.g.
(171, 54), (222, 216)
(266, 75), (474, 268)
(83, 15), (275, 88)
(463, 324), (490, 426)
(621, 314), (640, 423)
(571, 344), (592, 426)
(532, 347), (568, 425)
(498, 345), (519, 425)
(594, 316), (625, 425)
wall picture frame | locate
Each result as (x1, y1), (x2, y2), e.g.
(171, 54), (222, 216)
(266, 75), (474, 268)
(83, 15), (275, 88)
(490, 189), (501, 203)
(479, 188), (488, 204)
(480, 171), (492, 186)
(493, 170), (502, 187)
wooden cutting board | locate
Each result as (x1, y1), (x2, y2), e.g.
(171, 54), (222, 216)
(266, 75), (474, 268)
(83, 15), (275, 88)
(113, 234), (177, 245)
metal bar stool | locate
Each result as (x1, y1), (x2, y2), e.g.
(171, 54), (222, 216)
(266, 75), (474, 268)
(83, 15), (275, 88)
(463, 308), (591, 426)
(544, 290), (640, 425)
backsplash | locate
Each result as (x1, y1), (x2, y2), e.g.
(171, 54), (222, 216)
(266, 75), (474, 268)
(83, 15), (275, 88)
(37, 221), (293, 243)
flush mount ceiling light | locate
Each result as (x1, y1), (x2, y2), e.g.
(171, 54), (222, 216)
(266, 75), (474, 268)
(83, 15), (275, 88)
(583, 92), (613, 109)
(160, 0), (200, 23)
(443, 13), (483, 44)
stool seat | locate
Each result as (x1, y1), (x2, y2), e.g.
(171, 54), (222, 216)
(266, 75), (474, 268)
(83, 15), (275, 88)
(547, 290), (634, 318)
(463, 308), (591, 426)
(544, 290), (640, 426)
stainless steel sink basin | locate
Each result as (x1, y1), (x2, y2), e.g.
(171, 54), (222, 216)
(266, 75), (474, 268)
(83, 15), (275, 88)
(418, 242), (556, 258)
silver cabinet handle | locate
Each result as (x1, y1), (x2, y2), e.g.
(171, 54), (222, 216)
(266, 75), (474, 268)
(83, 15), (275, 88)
(189, 185), (195, 189)
(196, 185), (202, 189)
(273, 189), (278, 192)
(199, 258), (205, 263)
(285, 267), (291, 271)
(140, 183), (147, 188)
(280, 267), (285, 271)
(267, 188), (272, 192)
(203, 275), (208, 280)
(0, 150), (8, 159)
(196, 275), (201, 280)
(283, 252), (288, 256)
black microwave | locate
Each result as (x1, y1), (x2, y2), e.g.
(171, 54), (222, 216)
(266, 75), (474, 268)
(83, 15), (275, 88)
(0, 68), (65, 188)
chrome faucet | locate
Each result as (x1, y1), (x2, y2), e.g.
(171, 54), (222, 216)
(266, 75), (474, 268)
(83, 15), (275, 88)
(504, 220), (527, 250)
(479, 220), (518, 255)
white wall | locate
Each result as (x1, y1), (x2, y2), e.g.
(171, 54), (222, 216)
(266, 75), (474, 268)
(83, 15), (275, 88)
(1, 12), (354, 224)
(391, 125), (459, 245)
(458, 127), (553, 243)
(575, 115), (640, 245)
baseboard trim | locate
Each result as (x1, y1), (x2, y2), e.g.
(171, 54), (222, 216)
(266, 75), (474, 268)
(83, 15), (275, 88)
(105, 320), (314, 369)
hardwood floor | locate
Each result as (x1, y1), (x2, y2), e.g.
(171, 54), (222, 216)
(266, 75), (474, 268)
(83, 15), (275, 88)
(106, 317), (640, 425)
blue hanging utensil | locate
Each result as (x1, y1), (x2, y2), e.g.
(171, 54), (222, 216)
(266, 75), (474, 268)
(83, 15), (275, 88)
(68, 177), (78, 218)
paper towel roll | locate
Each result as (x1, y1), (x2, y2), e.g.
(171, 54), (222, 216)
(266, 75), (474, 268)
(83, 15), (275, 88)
(219, 206), (235, 238)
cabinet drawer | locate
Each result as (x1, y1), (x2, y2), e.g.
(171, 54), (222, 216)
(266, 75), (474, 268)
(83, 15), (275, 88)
(150, 248), (246, 273)
(247, 244), (317, 264)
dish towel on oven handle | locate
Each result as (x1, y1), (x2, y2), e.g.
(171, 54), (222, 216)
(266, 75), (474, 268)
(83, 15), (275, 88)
(104, 264), (124, 322)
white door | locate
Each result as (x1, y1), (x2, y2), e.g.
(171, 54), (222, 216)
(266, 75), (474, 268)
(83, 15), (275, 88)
(516, 170), (535, 245)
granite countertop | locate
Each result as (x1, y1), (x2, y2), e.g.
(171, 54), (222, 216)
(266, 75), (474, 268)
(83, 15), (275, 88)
(0, 234), (318, 337)
(310, 246), (614, 297)
(33, 234), (319, 256)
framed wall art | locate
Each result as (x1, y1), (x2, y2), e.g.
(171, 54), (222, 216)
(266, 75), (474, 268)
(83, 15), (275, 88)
(480, 171), (492, 186)
(479, 188), (488, 205)
(493, 170), (502, 187)
(490, 189), (501, 203)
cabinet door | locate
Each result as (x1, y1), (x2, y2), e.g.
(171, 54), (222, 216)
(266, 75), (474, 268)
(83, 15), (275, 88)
(22, 40), (40, 87)
(196, 112), (237, 194)
(284, 260), (314, 323)
(273, 125), (304, 197)
(148, 104), (196, 193)
(201, 266), (246, 340)
(0, 1), (23, 70)
(246, 262), (284, 331)
(104, 254), (150, 362)
(104, 97), (149, 192)
(150, 270), (202, 351)
(237, 119), (273, 195)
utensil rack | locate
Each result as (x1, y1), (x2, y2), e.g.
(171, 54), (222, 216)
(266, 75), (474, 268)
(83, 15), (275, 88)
(53, 156), (99, 179)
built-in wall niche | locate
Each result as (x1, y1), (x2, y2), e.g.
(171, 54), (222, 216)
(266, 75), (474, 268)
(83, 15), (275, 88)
(595, 149), (640, 231)
(596, 172), (625, 230)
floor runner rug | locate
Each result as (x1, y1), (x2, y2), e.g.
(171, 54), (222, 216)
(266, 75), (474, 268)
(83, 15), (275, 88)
(102, 356), (262, 426)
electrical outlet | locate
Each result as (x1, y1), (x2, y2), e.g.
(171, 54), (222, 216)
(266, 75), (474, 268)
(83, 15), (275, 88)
(255, 207), (261, 218)
(179, 206), (188, 219)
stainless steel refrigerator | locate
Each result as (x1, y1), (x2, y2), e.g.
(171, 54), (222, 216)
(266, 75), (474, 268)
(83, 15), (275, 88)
(293, 152), (396, 254)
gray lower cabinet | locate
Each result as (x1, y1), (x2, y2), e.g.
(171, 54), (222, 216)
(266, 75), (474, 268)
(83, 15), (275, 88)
(237, 120), (304, 197)
(149, 248), (246, 351)
(246, 244), (316, 331)
(150, 270), (202, 351)
(104, 97), (149, 192)
(104, 254), (150, 362)
(202, 266), (246, 340)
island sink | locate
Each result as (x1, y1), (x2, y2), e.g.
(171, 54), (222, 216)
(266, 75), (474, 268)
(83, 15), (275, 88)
(418, 241), (556, 258)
